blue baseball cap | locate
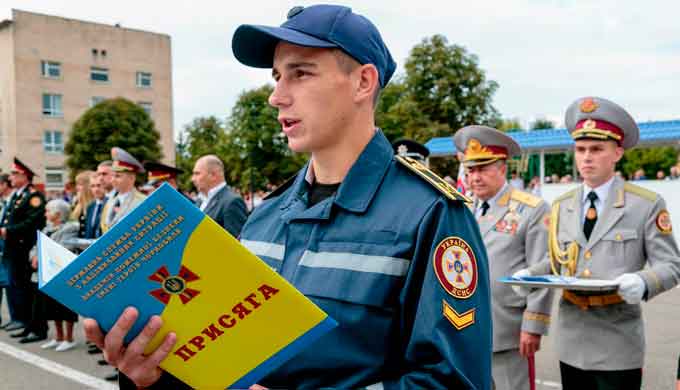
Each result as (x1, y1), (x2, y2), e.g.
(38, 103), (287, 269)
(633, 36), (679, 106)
(232, 5), (396, 87)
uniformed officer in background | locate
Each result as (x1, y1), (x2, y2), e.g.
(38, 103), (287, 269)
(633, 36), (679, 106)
(100, 147), (146, 233)
(0, 159), (46, 335)
(392, 138), (430, 165)
(142, 161), (183, 192)
(515, 97), (680, 389)
(454, 126), (553, 390)
(85, 4), (493, 389)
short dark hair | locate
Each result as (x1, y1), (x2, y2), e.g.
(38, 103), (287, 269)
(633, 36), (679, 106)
(332, 49), (382, 107)
(0, 174), (9, 185)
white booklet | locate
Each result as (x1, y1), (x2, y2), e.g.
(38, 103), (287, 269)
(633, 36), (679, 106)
(499, 275), (619, 291)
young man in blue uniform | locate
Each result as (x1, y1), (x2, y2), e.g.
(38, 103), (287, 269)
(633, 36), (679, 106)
(85, 5), (493, 389)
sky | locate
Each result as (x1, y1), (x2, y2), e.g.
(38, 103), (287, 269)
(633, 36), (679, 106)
(2, 0), (679, 138)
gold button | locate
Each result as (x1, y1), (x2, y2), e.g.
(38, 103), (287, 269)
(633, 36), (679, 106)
(584, 251), (592, 259)
(615, 234), (622, 241)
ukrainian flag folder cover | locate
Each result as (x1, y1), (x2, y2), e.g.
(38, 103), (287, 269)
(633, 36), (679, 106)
(36, 183), (337, 389)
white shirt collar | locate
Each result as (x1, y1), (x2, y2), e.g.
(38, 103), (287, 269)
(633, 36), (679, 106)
(116, 190), (132, 204)
(199, 182), (226, 210)
(582, 176), (615, 205)
(475, 182), (508, 217)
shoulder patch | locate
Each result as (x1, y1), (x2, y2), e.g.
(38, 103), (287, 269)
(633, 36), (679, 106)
(264, 174), (297, 201)
(554, 189), (577, 203)
(510, 189), (542, 208)
(395, 156), (470, 203)
(433, 236), (478, 299)
(656, 209), (672, 234)
(624, 182), (657, 202)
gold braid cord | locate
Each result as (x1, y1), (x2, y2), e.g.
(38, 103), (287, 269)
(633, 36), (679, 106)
(548, 202), (579, 276)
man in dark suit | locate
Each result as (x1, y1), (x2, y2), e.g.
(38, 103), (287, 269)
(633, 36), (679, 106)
(0, 158), (46, 342)
(84, 174), (107, 239)
(191, 155), (247, 237)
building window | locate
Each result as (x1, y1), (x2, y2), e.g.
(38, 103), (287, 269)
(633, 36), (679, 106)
(136, 72), (152, 88)
(45, 169), (65, 188)
(138, 102), (152, 116)
(41, 61), (61, 78)
(42, 94), (63, 117)
(44, 130), (64, 153)
(90, 67), (109, 82)
(90, 96), (106, 107)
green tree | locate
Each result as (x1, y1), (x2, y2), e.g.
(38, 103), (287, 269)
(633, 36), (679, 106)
(498, 118), (523, 133)
(65, 97), (162, 176)
(223, 85), (307, 192)
(175, 116), (228, 190)
(619, 147), (678, 179)
(402, 34), (500, 136)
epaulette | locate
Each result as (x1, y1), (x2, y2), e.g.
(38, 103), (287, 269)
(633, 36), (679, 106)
(554, 189), (577, 203)
(263, 174), (298, 201)
(395, 155), (471, 203)
(510, 189), (542, 208)
(624, 182), (657, 202)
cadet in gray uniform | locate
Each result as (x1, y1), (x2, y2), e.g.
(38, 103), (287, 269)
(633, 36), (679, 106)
(517, 97), (680, 389)
(100, 147), (147, 233)
(455, 126), (553, 390)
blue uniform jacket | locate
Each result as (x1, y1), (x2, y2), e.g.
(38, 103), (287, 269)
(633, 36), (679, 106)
(127, 130), (492, 390)
(242, 131), (492, 389)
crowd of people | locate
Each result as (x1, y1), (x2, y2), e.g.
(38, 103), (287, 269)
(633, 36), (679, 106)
(0, 148), (250, 381)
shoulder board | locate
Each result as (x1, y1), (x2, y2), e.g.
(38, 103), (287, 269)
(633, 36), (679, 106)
(554, 189), (577, 203)
(510, 189), (542, 208)
(624, 182), (657, 202)
(264, 174), (298, 201)
(395, 155), (471, 203)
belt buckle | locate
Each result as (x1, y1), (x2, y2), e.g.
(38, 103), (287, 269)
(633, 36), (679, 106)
(588, 295), (604, 306)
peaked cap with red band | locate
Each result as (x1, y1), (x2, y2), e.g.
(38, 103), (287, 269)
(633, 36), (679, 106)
(11, 157), (36, 180)
(143, 161), (183, 186)
(111, 147), (145, 173)
(453, 125), (521, 167)
(565, 96), (639, 149)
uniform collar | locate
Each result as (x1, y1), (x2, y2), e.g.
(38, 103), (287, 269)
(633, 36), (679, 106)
(283, 129), (393, 214)
(582, 175), (615, 205)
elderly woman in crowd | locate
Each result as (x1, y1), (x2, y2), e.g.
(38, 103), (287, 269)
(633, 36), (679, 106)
(70, 170), (95, 238)
(29, 199), (80, 352)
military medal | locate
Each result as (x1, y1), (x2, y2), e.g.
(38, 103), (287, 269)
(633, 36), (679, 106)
(582, 269), (592, 278)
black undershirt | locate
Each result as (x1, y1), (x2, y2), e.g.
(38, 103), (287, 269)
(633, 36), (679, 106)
(307, 181), (340, 207)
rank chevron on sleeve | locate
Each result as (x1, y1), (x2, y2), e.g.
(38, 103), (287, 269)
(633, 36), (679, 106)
(442, 300), (475, 330)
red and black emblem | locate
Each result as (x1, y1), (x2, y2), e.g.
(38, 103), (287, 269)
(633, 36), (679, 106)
(433, 236), (478, 299)
(148, 265), (201, 305)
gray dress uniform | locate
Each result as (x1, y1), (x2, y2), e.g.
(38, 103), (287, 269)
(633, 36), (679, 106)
(529, 97), (680, 374)
(100, 147), (147, 233)
(455, 126), (554, 390)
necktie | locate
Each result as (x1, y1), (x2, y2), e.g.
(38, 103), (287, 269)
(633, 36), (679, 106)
(109, 198), (121, 224)
(481, 201), (490, 217)
(90, 202), (102, 236)
(583, 191), (598, 240)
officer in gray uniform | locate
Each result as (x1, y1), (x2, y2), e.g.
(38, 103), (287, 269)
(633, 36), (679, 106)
(517, 97), (680, 389)
(454, 126), (553, 390)
(100, 147), (147, 233)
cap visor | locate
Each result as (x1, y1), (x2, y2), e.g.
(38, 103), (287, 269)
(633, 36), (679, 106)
(232, 24), (337, 68)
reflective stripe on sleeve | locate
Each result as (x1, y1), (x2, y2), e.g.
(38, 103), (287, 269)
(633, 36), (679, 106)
(240, 239), (285, 261)
(299, 250), (409, 277)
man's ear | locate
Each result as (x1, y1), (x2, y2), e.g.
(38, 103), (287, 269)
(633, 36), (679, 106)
(354, 64), (379, 105)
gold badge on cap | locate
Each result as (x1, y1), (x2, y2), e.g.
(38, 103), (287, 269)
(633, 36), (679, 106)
(656, 209), (672, 234)
(580, 98), (598, 113)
